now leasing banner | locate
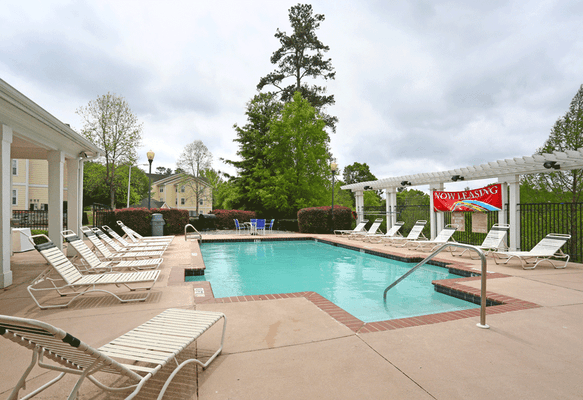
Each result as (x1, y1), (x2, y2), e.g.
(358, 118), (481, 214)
(433, 184), (503, 212)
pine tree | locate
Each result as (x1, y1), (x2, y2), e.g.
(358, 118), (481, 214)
(257, 3), (337, 132)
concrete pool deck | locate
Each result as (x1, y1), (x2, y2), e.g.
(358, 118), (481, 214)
(1, 231), (583, 399)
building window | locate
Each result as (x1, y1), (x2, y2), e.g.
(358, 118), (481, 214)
(12, 189), (17, 205)
(159, 187), (164, 193)
(181, 186), (185, 193)
(12, 160), (18, 176)
(199, 200), (204, 206)
(181, 198), (185, 205)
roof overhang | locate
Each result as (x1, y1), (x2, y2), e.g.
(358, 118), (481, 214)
(0, 79), (103, 160)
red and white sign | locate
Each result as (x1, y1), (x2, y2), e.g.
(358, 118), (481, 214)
(433, 184), (503, 212)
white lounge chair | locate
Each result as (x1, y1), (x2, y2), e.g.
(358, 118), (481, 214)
(334, 219), (368, 236)
(81, 226), (163, 260)
(492, 233), (571, 269)
(27, 234), (160, 309)
(117, 220), (175, 243)
(0, 308), (225, 400)
(350, 218), (384, 240)
(384, 220), (428, 247)
(61, 230), (163, 272)
(405, 224), (458, 252)
(93, 227), (166, 253)
(367, 221), (404, 243)
(452, 223), (510, 258)
(102, 225), (169, 251)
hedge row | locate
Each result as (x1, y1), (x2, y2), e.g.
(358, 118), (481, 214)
(211, 209), (257, 230)
(114, 208), (190, 236)
(297, 206), (352, 234)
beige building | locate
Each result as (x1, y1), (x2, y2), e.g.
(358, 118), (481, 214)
(150, 174), (212, 216)
(11, 159), (71, 211)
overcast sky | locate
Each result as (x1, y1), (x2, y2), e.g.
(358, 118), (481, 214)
(2, 0), (582, 190)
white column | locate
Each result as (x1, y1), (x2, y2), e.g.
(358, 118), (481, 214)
(355, 190), (364, 223)
(47, 150), (65, 250)
(429, 183), (444, 240)
(386, 188), (397, 228)
(66, 157), (81, 256)
(497, 179), (508, 226)
(0, 125), (13, 288)
(506, 175), (520, 251)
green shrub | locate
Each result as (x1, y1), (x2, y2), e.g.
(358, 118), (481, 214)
(113, 208), (189, 237)
(211, 209), (257, 230)
(297, 206), (352, 233)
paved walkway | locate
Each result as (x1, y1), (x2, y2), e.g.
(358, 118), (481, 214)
(1, 231), (582, 399)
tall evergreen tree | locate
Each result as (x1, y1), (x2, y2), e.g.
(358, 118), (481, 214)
(257, 3), (337, 132)
(223, 93), (283, 211)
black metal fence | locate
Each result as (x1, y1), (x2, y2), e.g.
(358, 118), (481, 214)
(92, 203), (115, 228)
(363, 202), (583, 263)
(11, 210), (67, 231)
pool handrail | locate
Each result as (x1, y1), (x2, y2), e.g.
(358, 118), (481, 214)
(383, 243), (489, 329)
(184, 224), (202, 242)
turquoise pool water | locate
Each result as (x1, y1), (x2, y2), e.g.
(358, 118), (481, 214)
(188, 240), (479, 322)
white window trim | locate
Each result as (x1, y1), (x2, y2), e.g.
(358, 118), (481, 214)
(12, 189), (18, 205)
(12, 159), (18, 176)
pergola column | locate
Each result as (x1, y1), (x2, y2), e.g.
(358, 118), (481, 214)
(66, 157), (82, 256)
(429, 182), (444, 240)
(0, 124), (13, 288)
(385, 188), (397, 228)
(505, 175), (521, 251)
(47, 150), (65, 250)
(355, 190), (364, 223)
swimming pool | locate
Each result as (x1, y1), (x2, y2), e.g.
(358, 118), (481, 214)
(188, 240), (479, 322)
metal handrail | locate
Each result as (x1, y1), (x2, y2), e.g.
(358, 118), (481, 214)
(383, 243), (489, 329)
(184, 224), (202, 241)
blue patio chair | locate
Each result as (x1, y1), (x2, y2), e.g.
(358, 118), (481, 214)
(250, 219), (257, 235)
(267, 219), (275, 233)
(256, 219), (266, 235)
(234, 219), (248, 234)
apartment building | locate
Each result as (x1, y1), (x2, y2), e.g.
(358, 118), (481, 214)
(150, 173), (212, 216)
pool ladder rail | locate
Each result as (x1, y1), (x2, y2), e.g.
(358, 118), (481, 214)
(184, 224), (202, 242)
(383, 243), (489, 329)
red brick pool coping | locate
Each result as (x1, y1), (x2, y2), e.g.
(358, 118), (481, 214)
(180, 237), (541, 333)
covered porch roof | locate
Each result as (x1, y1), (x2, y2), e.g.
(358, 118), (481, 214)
(1, 79), (103, 289)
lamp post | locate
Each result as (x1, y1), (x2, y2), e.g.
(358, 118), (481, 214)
(127, 164), (132, 208)
(330, 162), (338, 233)
(147, 150), (155, 209)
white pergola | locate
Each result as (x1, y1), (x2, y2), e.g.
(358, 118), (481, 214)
(341, 149), (583, 251)
(1, 79), (103, 288)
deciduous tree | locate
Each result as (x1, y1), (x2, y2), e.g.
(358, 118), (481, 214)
(177, 140), (213, 215)
(77, 93), (143, 209)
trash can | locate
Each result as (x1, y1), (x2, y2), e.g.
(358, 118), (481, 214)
(151, 213), (165, 236)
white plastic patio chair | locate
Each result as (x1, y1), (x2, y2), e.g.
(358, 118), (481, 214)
(81, 226), (163, 260)
(27, 234), (160, 309)
(367, 221), (404, 243)
(102, 225), (169, 250)
(0, 308), (225, 400)
(491, 233), (571, 269)
(384, 220), (428, 247)
(117, 220), (175, 243)
(452, 223), (510, 258)
(405, 224), (459, 252)
(349, 218), (384, 240)
(61, 230), (163, 272)
(334, 219), (368, 236)
(93, 227), (166, 253)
